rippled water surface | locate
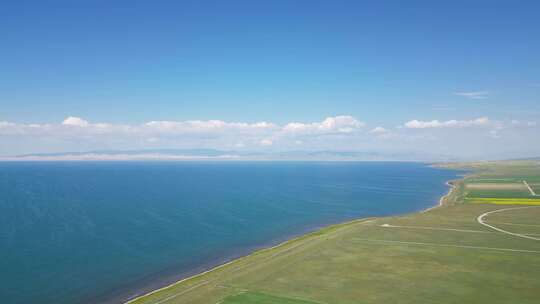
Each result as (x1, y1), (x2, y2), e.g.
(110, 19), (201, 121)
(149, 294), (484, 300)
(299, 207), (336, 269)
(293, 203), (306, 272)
(0, 161), (458, 304)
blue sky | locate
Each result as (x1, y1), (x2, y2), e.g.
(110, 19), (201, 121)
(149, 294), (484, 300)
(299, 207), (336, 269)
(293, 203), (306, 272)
(1, 1), (539, 159)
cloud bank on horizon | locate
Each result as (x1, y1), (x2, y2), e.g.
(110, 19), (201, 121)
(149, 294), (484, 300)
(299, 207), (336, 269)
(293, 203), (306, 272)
(1, 115), (538, 160)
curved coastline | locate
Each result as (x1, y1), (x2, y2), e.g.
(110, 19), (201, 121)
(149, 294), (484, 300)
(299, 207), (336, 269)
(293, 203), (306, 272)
(123, 176), (461, 304)
(421, 180), (456, 213)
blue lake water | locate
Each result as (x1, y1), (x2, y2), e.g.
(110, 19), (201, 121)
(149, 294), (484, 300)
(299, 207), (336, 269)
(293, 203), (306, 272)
(0, 162), (458, 304)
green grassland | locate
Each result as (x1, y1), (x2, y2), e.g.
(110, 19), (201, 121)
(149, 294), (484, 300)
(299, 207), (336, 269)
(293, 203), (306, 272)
(129, 160), (540, 304)
(222, 291), (321, 304)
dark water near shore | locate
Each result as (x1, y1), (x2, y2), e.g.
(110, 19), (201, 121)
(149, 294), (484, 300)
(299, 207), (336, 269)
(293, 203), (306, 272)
(0, 161), (458, 304)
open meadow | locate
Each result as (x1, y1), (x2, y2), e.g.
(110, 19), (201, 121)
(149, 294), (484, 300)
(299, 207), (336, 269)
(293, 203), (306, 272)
(130, 160), (540, 304)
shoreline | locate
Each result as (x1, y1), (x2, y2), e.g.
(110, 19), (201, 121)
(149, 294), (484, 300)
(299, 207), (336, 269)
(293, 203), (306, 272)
(122, 216), (375, 304)
(421, 180), (456, 213)
(123, 176), (460, 304)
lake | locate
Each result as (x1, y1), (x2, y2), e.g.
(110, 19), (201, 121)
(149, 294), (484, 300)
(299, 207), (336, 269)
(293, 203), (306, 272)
(0, 161), (458, 304)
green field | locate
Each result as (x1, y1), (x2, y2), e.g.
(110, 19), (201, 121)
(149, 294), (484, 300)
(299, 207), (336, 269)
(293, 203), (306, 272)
(129, 160), (540, 304)
(467, 198), (540, 205)
(466, 189), (533, 198)
(457, 160), (540, 201)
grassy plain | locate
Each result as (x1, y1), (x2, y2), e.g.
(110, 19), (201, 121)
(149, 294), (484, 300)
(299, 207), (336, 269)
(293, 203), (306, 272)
(129, 160), (540, 304)
(222, 292), (321, 304)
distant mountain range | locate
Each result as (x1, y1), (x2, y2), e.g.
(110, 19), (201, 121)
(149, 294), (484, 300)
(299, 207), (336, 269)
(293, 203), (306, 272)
(2, 149), (460, 162)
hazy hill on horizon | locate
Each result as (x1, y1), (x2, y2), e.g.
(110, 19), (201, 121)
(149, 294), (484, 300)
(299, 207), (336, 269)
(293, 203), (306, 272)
(3, 148), (461, 162)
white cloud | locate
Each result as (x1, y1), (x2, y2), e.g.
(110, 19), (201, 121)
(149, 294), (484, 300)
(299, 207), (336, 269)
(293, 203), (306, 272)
(62, 116), (89, 127)
(404, 117), (490, 129)
(369, 126), (389, 134)
(282, 115), (365, 134)
(368, 126), (393, 139)
(0, 121), (16, 128)
(454, 91), (489, 100)
(0, 115), (364, 152)
(489, 129), (501, 139)
(259, 139), (273, 146)
(510, 120), (537, 127)
(2, 115), (539, 160)
(144, 120), (276, 134)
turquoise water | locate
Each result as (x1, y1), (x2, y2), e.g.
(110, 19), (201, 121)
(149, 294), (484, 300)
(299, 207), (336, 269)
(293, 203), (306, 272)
(0, 162), (458, 304)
